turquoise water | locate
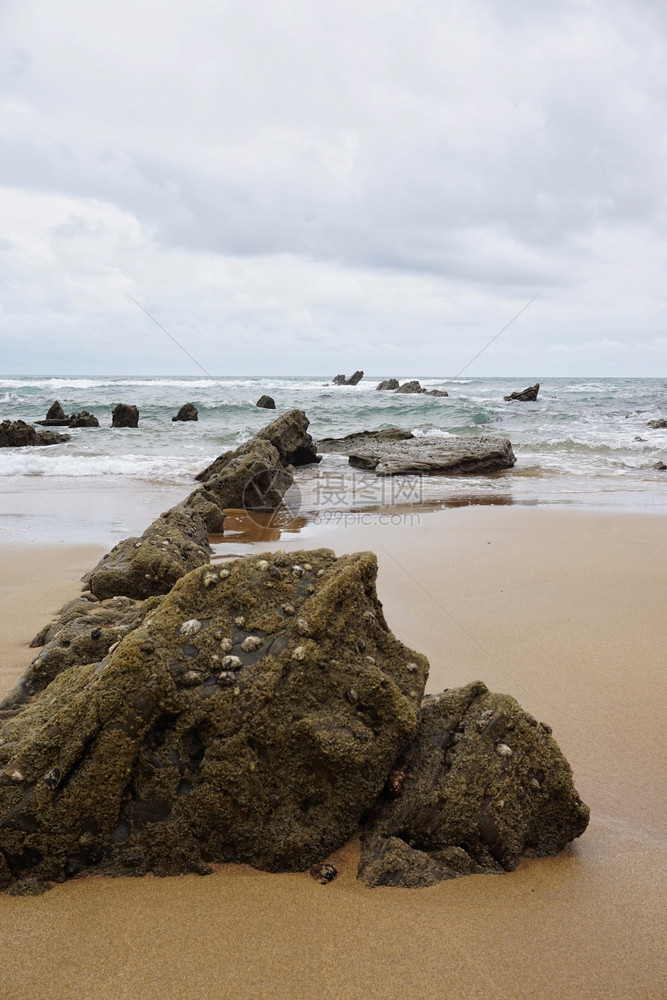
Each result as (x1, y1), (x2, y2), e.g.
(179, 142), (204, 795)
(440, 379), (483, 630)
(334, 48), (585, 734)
(0, 375), (665, 540)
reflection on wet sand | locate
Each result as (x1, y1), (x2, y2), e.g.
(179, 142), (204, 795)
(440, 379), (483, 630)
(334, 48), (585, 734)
(210, 494), (520, 551)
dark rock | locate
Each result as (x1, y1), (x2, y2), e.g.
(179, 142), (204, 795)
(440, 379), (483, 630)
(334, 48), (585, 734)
(46, 401), (68, 421)
(395, 380), (425, 394)
(504, 383), (540, 402)
(34, 419), (71, 426)
(647, 418), (667, 429)
(358, 681), (589, 887)
(333, 372), (364, 386)
(345, 436), (516, 476)
(256, 396), (276, 410)
(111, 404), (139, 428)
(68, 411), (100, 428)
(318, 428), (414, 454)
(310, 863), (338, 884)
(0, 420), (70, 448)
(376, 379), (400, 391)
(332, 375), (347, 385)
(653, 461), (666, 470)
(172, 403), (198, 422)
(1, 597), (162, 716)
(196, 409), (320, 483)
(86, 505), (214, 600)
(426, 389), (449, 397)
(0, 549), (428, 893)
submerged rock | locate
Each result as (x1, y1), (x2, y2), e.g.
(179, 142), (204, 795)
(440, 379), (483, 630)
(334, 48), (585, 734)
(111, 403), (139, 428)
(358, 681), (589, 887)
(376, 379), (399, 391)
(172, 403), (198, 422)
(394, 381), (448, 397)
(647, 418), (667, 429)
(0, 420), (70, 448)
(256, 395), (276, 410)
(0, 549), (428, 894)
(344, 436), (516, 476)
(504, 383), (540, 402)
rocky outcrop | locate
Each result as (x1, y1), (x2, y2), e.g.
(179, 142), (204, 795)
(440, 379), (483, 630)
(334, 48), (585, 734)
(0, 549), (429, 894)
(111, 404), (139, 428)
(256, 395), (276, 410)
(0, 420), (70, 448)
(358, 682), (589, 887)
(504, 383), (540, 402)
(333, 371), (364, 386)
(46, 401), (68, 421)
(196, 409), (320, 483)
(85, 504), (216, 601)
(172, 403), (198, 422)
(36, 401), (71, 426)
(318, 428), (414, 454)
(647, 418), (667, 429)
(394, 380), (448, 397)
(68, 411), (100, 428)
(376, 379), (400, 391)
(338, 435), (516, 476)
(1, 595), (161, 716)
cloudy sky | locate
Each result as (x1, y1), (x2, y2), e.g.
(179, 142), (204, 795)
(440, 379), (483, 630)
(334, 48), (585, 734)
(1, 0), (666, 376)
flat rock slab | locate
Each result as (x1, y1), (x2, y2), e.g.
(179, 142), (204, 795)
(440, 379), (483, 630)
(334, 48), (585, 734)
(345, 436), (516, 476)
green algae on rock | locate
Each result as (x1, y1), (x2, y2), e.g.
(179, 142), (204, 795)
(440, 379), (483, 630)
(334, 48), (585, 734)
(358, 681), (590, 887)
(0, 549), (428, 894)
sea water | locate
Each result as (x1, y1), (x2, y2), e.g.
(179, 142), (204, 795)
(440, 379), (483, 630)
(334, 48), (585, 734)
(0, 375), (665, 541)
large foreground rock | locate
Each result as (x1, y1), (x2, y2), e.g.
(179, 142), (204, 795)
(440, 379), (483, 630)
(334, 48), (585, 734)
(343, 435), (516, 476)
(0, 420), (70, 448)
(358, 681), (589, 887)
(0, 550), (428, 894)
(196, 409), (319, 483)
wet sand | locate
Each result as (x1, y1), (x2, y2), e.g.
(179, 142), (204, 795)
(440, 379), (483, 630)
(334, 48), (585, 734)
(0, 508), (665, 999)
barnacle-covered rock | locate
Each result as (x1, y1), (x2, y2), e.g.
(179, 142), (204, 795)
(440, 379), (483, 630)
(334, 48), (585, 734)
(0, 549), (428, 894)
(358, 681), (589, 887)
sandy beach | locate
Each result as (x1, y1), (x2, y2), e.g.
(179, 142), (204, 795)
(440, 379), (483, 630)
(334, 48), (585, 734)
(1, 507), (665, 999)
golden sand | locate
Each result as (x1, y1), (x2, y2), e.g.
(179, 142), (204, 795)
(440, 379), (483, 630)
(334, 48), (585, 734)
(0, 509), (665, 999)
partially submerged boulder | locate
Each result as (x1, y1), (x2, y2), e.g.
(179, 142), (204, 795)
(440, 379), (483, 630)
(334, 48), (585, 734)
(0, 549), (428, 894)
(504, 383), (540, 402)
(358, 681), (589, 887)
(647, 418), (667, 429)
(68, 411), (99, 428)
(111, 404), (139, 428)
(394, 381), (448, 397)
(376, 379), (399, 391)
(333, 372), (364, 386)
(0, 420), (70, 448)
(172, 403), (198, 422)
(196, 409), (320, 483)
(344, 436), (516, 476)
(256, 395), (276, 410)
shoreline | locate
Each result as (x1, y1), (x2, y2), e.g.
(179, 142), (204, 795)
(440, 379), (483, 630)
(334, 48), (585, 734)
(1, 506), (665, 998)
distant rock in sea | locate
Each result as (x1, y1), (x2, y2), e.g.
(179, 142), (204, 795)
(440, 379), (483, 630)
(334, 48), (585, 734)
(172, 402), (198, 422)
(376, 379), (399, 390)
(256, 395), (276, 409)
(0, 419), (70, 448)
(504, 383), (540, 402)
(68, 411), (100, 428)
(111, 403), (139, 427)
(333, 371), (364, 386)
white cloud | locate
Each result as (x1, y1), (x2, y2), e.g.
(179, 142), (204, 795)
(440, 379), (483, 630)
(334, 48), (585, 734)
(1, 0), (666, 374)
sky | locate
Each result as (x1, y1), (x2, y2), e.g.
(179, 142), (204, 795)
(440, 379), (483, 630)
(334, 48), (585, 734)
(1, 0), (666, 377)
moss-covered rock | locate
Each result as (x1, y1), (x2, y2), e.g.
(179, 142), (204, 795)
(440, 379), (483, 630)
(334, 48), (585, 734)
(0, 549), (428, 894)
(358, 681), (589, 887)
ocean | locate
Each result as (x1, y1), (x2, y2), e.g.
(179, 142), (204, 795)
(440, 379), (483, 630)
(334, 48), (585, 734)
(1, 374), (665, 543)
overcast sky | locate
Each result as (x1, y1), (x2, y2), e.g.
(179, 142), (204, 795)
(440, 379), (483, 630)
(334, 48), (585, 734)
(1, 0), (666, 376)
